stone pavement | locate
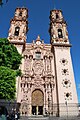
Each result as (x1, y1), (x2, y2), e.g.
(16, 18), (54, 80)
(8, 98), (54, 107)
(19, 116), (80, 120)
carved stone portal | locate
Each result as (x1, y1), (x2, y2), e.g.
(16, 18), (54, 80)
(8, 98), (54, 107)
(32, 90), (44, 106)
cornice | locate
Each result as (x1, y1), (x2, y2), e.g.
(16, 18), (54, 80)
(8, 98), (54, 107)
(52, 43), (72, 47)
(9, 40), (26, 45)
(10, 18), (28, 23)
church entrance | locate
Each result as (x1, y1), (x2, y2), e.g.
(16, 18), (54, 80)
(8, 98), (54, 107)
(32, 90), (44, 115)
(32, 106), (43, 115)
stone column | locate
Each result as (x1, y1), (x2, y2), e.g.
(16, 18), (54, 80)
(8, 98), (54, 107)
(48, 84), (52, 115)
(45, 83), (48, 113)
(43, 85), (46, 115)
(28, 84), (32, 116)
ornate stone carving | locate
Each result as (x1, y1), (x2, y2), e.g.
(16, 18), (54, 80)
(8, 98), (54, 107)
(45, 51), (53, 58)
(33, 60), (43, 75)
(23, 49), (32, 56)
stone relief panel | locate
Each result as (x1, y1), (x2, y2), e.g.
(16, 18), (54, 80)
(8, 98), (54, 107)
(23, 50), (33, 76)
(32, 75), (44, 88)
(33, 60), (44, 75)
(25, 58), (31, 71)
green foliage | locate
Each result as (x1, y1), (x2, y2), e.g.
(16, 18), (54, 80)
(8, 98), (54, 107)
(0, 38), (22, 100)
(0, 38), (22, 70)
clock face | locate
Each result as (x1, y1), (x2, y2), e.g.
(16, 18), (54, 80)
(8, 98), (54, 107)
(33, 60), (43, 75)
(36, 41), (41, 45)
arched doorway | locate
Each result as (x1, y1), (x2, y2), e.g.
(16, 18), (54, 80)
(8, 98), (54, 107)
(32, 89), (44, 115)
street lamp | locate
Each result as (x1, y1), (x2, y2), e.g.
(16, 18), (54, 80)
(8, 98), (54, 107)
(65, 101), (68, 120)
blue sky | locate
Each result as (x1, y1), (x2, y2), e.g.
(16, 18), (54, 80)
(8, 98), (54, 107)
(0, 0), (80, 102)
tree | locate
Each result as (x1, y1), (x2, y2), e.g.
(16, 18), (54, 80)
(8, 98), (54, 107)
(0, 38), (22, 100)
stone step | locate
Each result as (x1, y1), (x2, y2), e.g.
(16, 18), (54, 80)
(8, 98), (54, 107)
(28, 117), (49, 120)
(19, 116), (49, 120)
(19, 116), (28, 120)
(19, 116), (80, 120)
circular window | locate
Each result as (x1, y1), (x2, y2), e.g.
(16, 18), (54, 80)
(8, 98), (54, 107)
(64, 80), (68, 85)
(62, 69), (69, 75)
(62, 59), (66, 63)
(66, 93), (70, 97)
(62, 79), (71, 88)
(64, 92), (72, 100)
(63, 69), (67, 73)
(60, 58), (68, 66)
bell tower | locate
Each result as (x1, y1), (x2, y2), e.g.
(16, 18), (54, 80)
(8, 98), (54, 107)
(49, 10), (69, 45)
(8, 7), (28, 54)
(49, 10), (78, 116)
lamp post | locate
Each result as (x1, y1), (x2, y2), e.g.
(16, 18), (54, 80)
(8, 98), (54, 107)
(65, 101), (68, 120)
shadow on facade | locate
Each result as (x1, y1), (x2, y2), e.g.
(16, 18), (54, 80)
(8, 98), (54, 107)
(0, 100), (80, 119)
(0, 99), (20, 120)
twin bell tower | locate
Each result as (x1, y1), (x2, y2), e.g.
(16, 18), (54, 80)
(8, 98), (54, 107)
(7, 7), (78, 117)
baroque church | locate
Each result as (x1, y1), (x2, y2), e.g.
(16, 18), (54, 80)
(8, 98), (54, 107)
(8, 7), (78, 116)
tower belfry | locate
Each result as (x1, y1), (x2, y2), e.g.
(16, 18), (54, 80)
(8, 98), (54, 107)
(8, 7), (28, 54)
(49, 10), (69, 45)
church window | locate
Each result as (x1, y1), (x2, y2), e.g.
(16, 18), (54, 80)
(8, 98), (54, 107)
(60, 58), (68, 66)
(35, 52), (41, 59)
(21, 83), (22, 88)
(24, 83), (26, 87)
(19, 11), (22, 16)
(62, 69), (69, 75)
(62, 59), (66, 64)
(56, 13), (59, 19)
(63, 69), (67, 74)
(14, 26), (20, 36)
(58, 29), (63, 38)
(29, 55), (33, 59)
(62, 79), (71, 88)
(50, 83), (52, 88)
(64, 80), (68, 85)
(27, 83), (28, 88)
(64, 92), (72, 100)
(66, 93), (70, 97)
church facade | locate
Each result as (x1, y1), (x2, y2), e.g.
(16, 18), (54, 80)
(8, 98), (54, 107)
(8, 7), (78, 116)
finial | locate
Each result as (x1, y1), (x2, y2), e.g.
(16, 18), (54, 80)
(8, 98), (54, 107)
(37, 35), (40, 40)
(36, 35), (41, 41)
